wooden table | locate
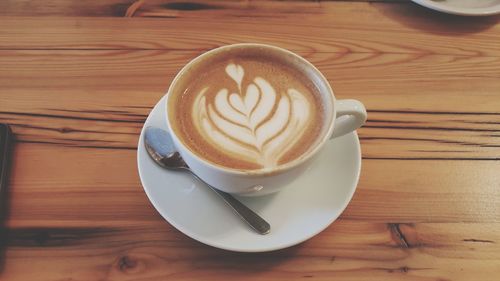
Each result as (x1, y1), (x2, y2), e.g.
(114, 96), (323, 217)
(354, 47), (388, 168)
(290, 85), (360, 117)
(1, 0), (499, 280)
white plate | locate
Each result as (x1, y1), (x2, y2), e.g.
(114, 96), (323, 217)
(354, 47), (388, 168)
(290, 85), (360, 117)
(412, 0), (500, 16)
(137, 96), (362, 252)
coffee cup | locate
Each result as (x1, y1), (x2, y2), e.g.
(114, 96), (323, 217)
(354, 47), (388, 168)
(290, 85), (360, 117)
(165, 43), (367, 196)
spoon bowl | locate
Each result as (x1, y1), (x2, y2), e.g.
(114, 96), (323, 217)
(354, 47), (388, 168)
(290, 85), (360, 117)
(144, 127), (270, 235)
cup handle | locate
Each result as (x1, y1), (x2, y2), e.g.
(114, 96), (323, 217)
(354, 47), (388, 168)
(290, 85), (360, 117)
(330, 99), (367, 139)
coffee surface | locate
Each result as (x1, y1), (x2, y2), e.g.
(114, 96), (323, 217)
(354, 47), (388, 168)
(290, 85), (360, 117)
(169, 51), (325, 170)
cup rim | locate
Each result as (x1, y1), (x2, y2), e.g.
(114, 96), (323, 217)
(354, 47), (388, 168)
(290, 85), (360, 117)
(166, 43), (337, 176)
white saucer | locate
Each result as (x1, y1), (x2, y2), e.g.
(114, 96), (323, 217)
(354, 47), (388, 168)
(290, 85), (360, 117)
(137, 96), (362, 252)
(412, 0), (500, 16)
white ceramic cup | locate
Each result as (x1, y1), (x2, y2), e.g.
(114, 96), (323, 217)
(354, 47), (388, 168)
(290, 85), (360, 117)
(166, 43), (367, 196)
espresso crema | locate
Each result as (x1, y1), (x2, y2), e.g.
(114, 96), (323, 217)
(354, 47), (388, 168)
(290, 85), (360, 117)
(169, 48), (326, 170)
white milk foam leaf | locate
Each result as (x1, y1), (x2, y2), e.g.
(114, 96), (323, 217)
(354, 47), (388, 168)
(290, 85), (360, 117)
(193, 64), (311, 168)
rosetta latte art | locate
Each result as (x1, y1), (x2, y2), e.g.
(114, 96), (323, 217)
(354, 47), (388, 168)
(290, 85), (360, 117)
(192, 63), (311, 168)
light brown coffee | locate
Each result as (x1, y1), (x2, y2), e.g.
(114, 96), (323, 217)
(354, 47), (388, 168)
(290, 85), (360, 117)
(168, 46), (328, 170)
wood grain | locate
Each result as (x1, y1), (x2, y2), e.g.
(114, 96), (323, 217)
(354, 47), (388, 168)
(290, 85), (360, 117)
(1, 50), (499, 158)
(0, 0), (422, 17)
(1, 2), (499, 56)
(2, 221), (499, 281)
(1, 0), (499, 280)
(5, 144), (499, 226)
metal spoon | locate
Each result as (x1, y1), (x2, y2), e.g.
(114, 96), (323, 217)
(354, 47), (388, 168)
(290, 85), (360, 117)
(144, 127), (270, 235)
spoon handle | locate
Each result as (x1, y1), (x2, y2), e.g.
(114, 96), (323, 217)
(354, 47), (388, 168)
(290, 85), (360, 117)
(189, 172), (270, 235)
(209, 186), (271, 235)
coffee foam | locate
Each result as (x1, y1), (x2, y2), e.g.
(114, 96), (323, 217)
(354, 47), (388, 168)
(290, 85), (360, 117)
(169, 47), (326, 170)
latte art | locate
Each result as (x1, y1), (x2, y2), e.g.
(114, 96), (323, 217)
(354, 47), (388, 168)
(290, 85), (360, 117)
(169, 49), (325, 171)
(193, 64), (311, 168)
